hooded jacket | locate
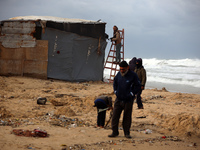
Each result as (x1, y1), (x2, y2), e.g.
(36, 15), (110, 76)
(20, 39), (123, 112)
(94, 95), (112, 108)
(113, 70), (141, 102)
(129, 57), (137, 71)
(134, 58), (147, 87)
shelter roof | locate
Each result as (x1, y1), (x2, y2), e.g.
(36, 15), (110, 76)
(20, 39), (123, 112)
(9, 16), (105, 24)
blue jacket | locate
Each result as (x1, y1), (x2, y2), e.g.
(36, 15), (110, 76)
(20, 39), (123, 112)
(113, 70), (141, 102)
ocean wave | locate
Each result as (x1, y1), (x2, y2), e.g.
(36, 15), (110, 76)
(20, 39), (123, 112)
(104, 58), (200, 89)
(142, 58), (200, 68)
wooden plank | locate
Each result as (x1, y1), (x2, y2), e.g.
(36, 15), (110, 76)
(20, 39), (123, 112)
(0, 44), (24, 59)
(23, 60), (47, 79)
(0, 59), (22, 75)
(0, 40), (48, 78)
(25, 40), (48, 60)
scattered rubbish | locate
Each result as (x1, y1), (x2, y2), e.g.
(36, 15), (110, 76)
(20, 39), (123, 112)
(136, 116), (146, 119)
(1, 114), (87, 129)
(34, 128), (48, 137)
(47, 111), (54, 117)
(27, 147), (35, 150)
(175, 102), (182, 105)
(1, 118), (22, 127)
(162, 136), (166, 139)
(142, 129), (152, 134)
(142, 95), (166, 102)
(70, 123), (77, 128)
(58, 136), (185, 150)
(12, 128), (48, 137)
(160, 136), (181, 141)
(149, 95), (165, 100)
(8, 96), (15, 99)
(37, 97), (47, 105)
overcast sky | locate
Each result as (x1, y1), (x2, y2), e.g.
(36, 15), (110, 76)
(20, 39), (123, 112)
(0, 0), (200, 59)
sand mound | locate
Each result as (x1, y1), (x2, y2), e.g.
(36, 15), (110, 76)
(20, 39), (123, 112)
(167, 114), (200, 137)
(153, 112), (200, 137)
(0, 106), (13, 118)
(54, 106), (76, 117)
(50, 99), (68, 106)
(171, 93), (194, 100)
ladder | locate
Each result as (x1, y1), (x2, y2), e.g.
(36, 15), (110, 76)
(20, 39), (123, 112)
(104, 29), (124, 83)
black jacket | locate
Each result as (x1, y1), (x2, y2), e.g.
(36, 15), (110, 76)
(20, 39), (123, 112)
(113, 70), (141, 102)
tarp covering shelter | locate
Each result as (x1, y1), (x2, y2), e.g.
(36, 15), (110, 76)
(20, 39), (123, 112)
(0, 16), (107, 81)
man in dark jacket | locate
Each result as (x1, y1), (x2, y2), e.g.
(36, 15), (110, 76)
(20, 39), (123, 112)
(108, 61), (141, 138)
(94, 95), (113, 128)
(134, 58), (147, 109)
(129, 57), (137, 71)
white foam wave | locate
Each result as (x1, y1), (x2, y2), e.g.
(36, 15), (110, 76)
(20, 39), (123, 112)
(104, 58), (200, 89)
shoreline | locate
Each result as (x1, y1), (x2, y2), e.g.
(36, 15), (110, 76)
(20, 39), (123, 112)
(145, 81), (200, 95)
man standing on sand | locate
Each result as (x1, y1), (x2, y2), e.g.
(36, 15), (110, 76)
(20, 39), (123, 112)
(111, 25), (121, 64)
(134, 58), (147, 109)
(108, 61), (141, 138)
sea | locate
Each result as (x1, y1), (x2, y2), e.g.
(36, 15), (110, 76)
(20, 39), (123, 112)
(104, 58), (200, 94)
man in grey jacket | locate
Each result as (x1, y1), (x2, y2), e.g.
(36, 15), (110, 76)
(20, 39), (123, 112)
(134, 58), (147, 109)
(111, 25), (121, 64)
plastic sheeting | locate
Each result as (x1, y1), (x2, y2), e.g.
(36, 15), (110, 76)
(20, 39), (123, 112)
(42, 28), (107, 82)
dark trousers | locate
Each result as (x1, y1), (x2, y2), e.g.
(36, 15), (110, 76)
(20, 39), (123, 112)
(115, 43), (121, 62)
(111, 99), (134, 135)
(95, 101), (107, 127)
(136, 90), (143, 108)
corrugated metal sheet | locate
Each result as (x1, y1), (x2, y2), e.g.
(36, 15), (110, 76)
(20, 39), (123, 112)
(0, 34), (35, 42)
(0, 21), (36, 48)
(3, 21), (36, 28)
(1, 27), (36, 34)
(0, 40), (36, 48)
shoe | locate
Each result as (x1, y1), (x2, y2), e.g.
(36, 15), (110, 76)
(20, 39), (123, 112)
(108, 133), (118, 137)
(125, 135), (132, 139)
(138, 106), (144, 109)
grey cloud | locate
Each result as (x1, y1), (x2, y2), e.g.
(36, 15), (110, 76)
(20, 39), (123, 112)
(0, 0), (199, 59)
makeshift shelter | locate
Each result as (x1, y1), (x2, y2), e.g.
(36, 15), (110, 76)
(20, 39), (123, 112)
(0, 16), (107, 81)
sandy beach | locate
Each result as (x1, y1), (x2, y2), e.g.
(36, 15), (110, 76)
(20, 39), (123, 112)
(0, 76), (199, 150)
